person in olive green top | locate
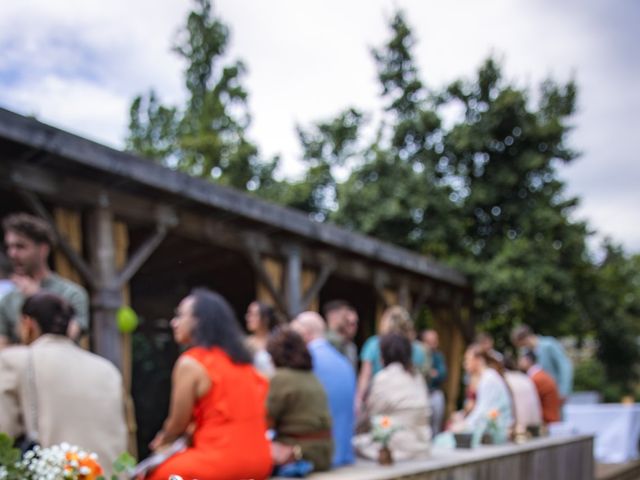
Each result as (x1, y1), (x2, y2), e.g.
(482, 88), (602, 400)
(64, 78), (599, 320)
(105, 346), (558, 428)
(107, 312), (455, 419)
(0, 213), (88, 348)
(266, 327), (333, 472)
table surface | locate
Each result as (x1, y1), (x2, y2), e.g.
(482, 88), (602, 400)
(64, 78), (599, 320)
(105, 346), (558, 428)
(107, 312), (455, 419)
(562, 403), (640, 463)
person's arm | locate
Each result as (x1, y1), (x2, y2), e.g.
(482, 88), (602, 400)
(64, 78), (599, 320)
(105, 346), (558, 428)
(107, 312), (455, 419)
(355, 360), (372, 415)
(64, 286), (90, 340)
(266, 372), (288, 428)
(149, 356), (208, 451)
(0, 294), (17, 348)
(549, 340), (573, 399)
(0, 352), (25, 438)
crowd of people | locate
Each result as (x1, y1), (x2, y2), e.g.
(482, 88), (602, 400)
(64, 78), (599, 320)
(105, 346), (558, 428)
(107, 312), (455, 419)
(0, 212), (575, 479)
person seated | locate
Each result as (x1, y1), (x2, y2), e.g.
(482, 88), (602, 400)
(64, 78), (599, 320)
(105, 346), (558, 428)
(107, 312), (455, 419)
(519, 349), (562, 424)
(245, 300), (279, 377)
(266, 327), (333, 473)
(147, 288), (272, 480)
(292, 311), (356, 467)
(353, 333), (431, 461)
(0, 292), (126, 477)
(356, 306), (430, 415)
(448, 344), (513, 444)
(503, 355), (543, 436)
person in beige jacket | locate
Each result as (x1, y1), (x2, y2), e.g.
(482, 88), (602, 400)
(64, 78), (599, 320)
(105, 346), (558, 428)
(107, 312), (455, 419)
(0, 292), (127, 476)
(354, 333), (432, 461)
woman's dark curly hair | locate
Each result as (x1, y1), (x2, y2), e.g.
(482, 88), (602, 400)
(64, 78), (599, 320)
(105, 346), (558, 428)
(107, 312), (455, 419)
(190, 288), (253, 364)
(22, 292), (74, 335)
(266, 327), (312, 371)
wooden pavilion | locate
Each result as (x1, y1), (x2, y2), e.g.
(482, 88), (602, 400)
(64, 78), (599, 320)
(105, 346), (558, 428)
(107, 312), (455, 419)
(0, 107), (473, 449)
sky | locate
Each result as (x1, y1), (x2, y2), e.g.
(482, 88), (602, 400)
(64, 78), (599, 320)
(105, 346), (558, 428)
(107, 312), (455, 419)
(1, 0), (638, 253)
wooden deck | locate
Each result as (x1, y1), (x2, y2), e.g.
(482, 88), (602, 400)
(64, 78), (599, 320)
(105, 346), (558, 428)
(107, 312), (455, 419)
(596, 461), (640, 480)
(274, 435), (593, 480)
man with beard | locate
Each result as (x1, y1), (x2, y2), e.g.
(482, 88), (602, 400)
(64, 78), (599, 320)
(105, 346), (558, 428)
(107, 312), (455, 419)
(0, 213), (88, 348)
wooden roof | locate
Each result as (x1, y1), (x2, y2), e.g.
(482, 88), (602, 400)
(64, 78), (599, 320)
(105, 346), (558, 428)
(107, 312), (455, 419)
(0, 107), (468, 289)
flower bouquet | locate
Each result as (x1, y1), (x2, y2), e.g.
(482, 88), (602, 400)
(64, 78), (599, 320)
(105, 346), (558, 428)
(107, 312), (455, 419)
(0, 433), (135, 480)
(482, 409), (500, 444)
(370, 416), (399, 465)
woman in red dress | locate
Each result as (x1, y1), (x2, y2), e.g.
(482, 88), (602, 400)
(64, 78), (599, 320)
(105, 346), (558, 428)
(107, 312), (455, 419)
(147, 288), (272, 480)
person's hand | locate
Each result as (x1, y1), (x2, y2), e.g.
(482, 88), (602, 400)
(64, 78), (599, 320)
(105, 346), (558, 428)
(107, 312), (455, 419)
(149, 431), (168, 452)
(11, 274), (40, 297)
(271, 442), (296, 465)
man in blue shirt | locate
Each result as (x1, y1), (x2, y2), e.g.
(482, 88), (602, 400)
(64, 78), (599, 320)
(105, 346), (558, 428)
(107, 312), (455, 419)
(511, 324), (573, 401)
(292, 311), (356, 467)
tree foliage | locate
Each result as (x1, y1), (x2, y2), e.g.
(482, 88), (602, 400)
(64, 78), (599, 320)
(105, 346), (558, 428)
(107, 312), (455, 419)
(126, 4), (639, 395)
(126, 0), (278, 191)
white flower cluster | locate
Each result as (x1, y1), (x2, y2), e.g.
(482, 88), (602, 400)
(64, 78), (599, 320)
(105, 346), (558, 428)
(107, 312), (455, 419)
(13, 443), (100, 480)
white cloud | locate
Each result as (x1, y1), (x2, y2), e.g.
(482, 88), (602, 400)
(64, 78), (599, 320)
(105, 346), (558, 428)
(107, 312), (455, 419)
(0, 0), (638, 252)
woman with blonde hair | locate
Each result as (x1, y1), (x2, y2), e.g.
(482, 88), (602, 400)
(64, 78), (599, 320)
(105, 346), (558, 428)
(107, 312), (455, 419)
(355, 306), (430, 414)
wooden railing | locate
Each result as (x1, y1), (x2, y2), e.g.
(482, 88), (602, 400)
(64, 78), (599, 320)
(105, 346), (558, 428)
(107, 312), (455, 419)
(274, 435), (594, 480)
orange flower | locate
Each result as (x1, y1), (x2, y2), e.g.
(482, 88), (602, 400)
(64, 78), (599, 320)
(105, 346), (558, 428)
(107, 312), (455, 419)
(488, 409), (499, 420)
(380, 416), (392, 428)
(78, 457), (103, 480)
(65, 451), (104, 480)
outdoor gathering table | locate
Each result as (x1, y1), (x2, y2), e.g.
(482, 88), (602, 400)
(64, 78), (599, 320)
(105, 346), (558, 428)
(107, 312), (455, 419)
(560, 403), (640, 464)
(274, 434), (593, 480)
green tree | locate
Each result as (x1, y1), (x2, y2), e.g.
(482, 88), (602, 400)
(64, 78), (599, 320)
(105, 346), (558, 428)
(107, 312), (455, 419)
(332, 12), (463, 257)
(295, 11), (599, 352)
(126, 0), (277, 191)
(272, 108), (364, 220)
(439, 58), (594, 341)
(584, 243), (640, 395)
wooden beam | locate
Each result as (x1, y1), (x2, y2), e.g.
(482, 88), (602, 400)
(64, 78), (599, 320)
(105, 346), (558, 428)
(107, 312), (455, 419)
(300, 262), (335, 312)
(116, 226), (167, 287)
(2, 163), (470, 308)
(243, 242), (289, 318)
(411, 282), (434, 319)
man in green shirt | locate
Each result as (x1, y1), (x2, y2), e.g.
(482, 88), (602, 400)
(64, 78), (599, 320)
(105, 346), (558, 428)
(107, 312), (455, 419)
(0, 213), (88, 348)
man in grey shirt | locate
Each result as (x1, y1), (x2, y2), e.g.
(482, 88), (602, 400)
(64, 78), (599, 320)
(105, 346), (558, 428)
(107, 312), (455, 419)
(0, 213), (88, 348)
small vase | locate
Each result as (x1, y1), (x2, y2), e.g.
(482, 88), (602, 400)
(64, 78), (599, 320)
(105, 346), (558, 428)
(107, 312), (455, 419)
(481, 432), (493, 445)
(378, 445), (393, 465)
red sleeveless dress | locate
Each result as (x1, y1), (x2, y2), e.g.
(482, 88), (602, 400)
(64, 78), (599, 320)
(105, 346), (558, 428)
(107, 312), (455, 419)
(148, 347), (273, 480)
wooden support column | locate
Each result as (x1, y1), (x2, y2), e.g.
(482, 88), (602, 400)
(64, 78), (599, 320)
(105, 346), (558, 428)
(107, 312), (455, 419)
(374, 276), (399, 332)
(300, 261), (334, 312)
(301, 269), (318, 312)
(435, 305), (467, 418)
(253, 254), (288, 317)
(87, 198), (123, 370)
(284, 244), (303, 318)
(398, 280), (411, 311)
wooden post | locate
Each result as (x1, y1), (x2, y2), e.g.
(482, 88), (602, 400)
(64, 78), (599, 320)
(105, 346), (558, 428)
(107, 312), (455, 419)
(301, 268), (318, 312)
(435, 306), (466, 418)
(375, 288), (398, 333)
(398, 281), (411, 311)
(256, 256), (285, 311)
(284, 243), (302, 318)
(87, 198), (123, 370)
